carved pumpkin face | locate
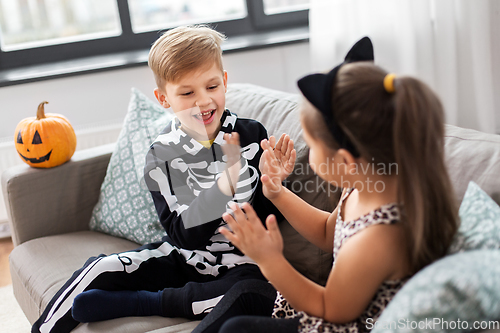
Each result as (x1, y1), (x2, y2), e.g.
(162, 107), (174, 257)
(15, 102), (77, 168)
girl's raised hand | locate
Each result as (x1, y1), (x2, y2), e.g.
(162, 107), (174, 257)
(261, 134), (296, 180)
(259, 134), (296, 199)
(219, 202), (283, 266)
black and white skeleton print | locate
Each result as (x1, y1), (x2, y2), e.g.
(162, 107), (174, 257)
(144, 109), (280, 276)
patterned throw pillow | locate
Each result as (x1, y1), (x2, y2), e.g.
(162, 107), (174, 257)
(89, 88), (174, 245)
(371, 249), (500, 333)
(449, 181), (500, 253)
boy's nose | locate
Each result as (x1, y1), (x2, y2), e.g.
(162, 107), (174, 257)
(196, 92), (212, 107)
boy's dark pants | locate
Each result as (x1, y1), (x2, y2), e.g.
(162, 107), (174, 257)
(31, 240), (265, 333)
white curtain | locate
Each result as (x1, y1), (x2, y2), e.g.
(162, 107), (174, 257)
(309, 0), (500, 134)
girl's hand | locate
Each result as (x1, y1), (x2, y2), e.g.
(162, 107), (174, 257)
(259, 134), (296, 199)
(220, 202), (284, 266)
(260, 134), (296, 180)
(219, 133), (241, 196)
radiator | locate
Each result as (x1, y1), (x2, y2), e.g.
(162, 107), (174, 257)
(0, 121), (123, 237)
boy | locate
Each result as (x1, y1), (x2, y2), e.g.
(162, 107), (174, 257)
(32, 25), (282, 333)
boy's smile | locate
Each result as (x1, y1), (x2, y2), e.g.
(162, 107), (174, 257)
(154, 62), (228, 141)
(193, 108), (217, 125)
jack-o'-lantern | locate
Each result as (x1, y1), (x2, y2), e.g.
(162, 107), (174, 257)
(14, 101), (77, 168)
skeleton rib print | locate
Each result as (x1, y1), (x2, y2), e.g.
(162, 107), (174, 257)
(143, 110), (265, 270)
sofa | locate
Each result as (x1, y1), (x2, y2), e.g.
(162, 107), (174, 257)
(4, 83), (500, 333)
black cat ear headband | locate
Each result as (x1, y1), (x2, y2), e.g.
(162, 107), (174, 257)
(297, 37), (376, 158)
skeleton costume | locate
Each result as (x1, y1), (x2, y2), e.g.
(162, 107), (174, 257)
(144, 109), (276, 265)
(32, 110), (279, 333)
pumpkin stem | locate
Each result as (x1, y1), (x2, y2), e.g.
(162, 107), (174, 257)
(37, 101), (49, 120)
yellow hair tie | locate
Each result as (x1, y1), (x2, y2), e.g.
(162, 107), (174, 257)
(383, 73), (396, 93)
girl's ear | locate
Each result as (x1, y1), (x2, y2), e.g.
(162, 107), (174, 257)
(154, 88), (170, 109)
(337, 149), (358, 175)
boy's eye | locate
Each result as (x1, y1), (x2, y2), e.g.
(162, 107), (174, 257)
(208, 85), (218, 90)
(180, 91), (193, 96)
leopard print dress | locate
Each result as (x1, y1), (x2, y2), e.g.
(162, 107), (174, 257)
(272, 188), (408, 333)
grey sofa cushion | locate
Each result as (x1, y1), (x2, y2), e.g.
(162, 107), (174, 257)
(74, 317), (199, 333)
(227, 83), (340, 208)
(444, 124), (500, 206)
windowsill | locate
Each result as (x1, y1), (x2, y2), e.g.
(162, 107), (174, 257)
(0, 26), (308, 88)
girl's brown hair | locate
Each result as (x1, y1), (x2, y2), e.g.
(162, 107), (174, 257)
(302, 62), (458, 273)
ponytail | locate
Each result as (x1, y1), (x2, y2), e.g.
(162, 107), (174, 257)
(392, 77), (458, 273)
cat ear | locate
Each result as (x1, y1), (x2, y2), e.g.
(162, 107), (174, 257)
(344, 36), (374, 63)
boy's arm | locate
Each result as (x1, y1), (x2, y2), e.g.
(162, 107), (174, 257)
(144, 147), (232, 250)
(235, 121), (284, 223)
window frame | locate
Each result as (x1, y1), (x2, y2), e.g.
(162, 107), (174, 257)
(0, 0), (308, 71)
(248, 0), (308, 29)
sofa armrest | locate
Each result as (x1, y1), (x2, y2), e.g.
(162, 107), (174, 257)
(2, 143), (115, 246)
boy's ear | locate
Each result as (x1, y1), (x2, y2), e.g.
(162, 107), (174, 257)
(223, 71), (228, 92)
(154, 88), (170, 109)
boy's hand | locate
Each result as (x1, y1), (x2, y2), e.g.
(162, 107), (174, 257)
(220, 202), (283, 266)
(259, 134), (296, 199)
(218, 132), (241, 196)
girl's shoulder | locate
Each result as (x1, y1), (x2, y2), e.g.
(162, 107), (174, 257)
(340, 188), (400, 225)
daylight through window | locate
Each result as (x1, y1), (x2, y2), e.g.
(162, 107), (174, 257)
(263, 0), (309, 15)
(128, 0), (247, 33)
(0, 0), (121, 51)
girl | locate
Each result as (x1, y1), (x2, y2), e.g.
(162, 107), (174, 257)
(193, 37), (458, 333)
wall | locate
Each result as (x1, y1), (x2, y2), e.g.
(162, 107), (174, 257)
(0, 42), (311, 231)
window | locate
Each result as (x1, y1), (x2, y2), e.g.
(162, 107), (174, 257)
(263, 0), (310, 15)
(0, 0), (121, 51)
(0, 0), (308, 74)
(128, 0), (247, 33)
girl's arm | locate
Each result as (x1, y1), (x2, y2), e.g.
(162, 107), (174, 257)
(220, 203), (406, 323)
(267, 186), (337, 252)
(278, 223), (406, 323)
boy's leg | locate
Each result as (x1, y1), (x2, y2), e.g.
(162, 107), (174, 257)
(192, 279), (277, 333)
(160, 264), (267, 320)
(71, 263), (266, 323)
(32, 241), (188, 333)
(72, 289), (163, 323)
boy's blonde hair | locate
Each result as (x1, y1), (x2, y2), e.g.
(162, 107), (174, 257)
(148, 25), (226, 90)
